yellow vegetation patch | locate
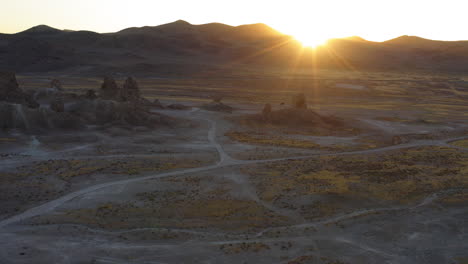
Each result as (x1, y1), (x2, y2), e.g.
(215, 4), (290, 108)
(299, 170), (360, 194)
(244, 146), (468, 204)
(455, 257), (468, 264)
(226, 131), (323, 149)
(161, 199), (288, 230)
(451, 139), (468, 148)
(24, 158), (201, 181)
(37, 198), (289, 231)
(0, 137), (17, 142)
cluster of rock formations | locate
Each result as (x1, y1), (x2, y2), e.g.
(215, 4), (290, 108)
(257, 93), (347, 133)
(166, 104), (192, 110)
(0, 72), (39, 108)
(0, 73), (173, 132)
(200, 96), (234, 113)
(100, 77), (141, 102)
(100, 77), (120, 100)
(259, 93), (407, 142)
(261, 93), (309, 121)
(99, 76), (163, 108)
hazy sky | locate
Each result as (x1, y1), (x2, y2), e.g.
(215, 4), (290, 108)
(1, 0), (467, 44)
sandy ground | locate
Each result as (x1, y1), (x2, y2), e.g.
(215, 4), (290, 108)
(1, 83), (468, 263)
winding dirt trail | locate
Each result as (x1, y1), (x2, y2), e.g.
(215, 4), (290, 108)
(0, 109), (466, 229)
(253, 188), (461, 238)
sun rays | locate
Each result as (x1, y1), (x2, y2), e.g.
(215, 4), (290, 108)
(295, 36), (329, 48)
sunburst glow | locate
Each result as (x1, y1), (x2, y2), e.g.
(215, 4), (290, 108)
(287, 27), (331, 48)
(295, 35), (329, 48)
(1, 0), (467, 42)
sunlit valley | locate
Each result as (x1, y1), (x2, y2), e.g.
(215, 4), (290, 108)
(1, 11), (468, 264)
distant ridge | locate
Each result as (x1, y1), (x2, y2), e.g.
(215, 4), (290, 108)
(19, 25), (62, 34)
(9, 22), (467, 43)
(117, 20), (282, 39)
(118, 20), (193, 34)
(3, 20), (468, 75)
(384, 35), (435, 44)
(343, 36), (367, 42)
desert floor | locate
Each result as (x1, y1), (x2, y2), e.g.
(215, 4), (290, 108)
(1, 72), (468, 264)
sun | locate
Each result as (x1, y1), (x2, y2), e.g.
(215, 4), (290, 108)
(287, 28), (330, 48)
(295, 34), (328, 48)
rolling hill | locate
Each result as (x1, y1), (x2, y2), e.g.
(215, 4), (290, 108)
(1, 20), (468, 75)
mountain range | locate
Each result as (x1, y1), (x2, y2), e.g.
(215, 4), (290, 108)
(1, 20), (468, 76)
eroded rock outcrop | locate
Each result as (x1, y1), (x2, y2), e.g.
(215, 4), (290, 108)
(99, 76), (142, 102)
(0, 103), (30, 130)
(121, 77), (140, 102)
(167, 104), (191, 110)
(262, 103), (272, 120)
(100, 77), (120, 100)
(152, 99), (164, 109)
(50, 98), (64, 112)
(0, 72), (21, 98)
(137, 97), (154, 109)
(211, 95), (223, 103)
(50, 79), (64, 91)
(392, 135), (403, 145)
(240, 100), (355, 136)
(0, 72), (39, 108)
(74, 99), (171, 128)
(84, 89), (97, 100)
(0, 74), (178, 132)
(201, 102), (233, 113)
(201, 96), (234, 113)
(292, 93), (307, 109)
(0, 102), (83, 131)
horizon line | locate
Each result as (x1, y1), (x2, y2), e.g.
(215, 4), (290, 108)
(3, 19), (468, 43)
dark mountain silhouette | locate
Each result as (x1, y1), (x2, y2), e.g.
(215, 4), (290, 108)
(19, 25), (63, 35)
(2, 20), (468, 75)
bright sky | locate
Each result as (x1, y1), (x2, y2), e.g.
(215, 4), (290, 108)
(1, 0), (467, 46)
